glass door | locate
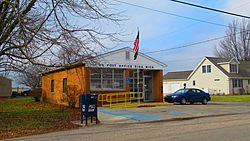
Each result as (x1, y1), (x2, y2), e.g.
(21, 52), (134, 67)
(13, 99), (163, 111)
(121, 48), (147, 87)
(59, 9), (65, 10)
(144, 71), (153, 102)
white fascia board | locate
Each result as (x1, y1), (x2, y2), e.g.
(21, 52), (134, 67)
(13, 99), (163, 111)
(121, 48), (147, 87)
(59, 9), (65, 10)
(187, 58), (206, 80)
(91, 47), (167, 68)
(229, 57), (240, 64)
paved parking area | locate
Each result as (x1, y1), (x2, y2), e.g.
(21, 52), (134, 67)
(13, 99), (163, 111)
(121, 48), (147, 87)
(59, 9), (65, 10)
(6, 102), (250, 141)
(97, 102), (250, 124)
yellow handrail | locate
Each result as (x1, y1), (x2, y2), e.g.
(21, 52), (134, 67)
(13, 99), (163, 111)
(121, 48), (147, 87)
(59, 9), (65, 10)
(98, 92), (144, 108)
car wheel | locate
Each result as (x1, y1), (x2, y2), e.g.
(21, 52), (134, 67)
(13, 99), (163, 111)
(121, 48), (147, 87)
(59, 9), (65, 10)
(180, 98), (187, 105)
(202, 98), (208, 105)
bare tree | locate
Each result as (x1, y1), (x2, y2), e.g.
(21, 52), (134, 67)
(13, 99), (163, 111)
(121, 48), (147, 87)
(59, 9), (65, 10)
(18, 65), (43, 89)
(215, 19), (250, 60)
(0, 0), (125, 72)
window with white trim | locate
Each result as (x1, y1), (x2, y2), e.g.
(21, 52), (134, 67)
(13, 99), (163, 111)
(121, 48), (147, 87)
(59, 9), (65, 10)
(207, 65), (211, 73)
(125, 51), (130, 60)
(202, 65), (211, 73)
(230, 64), (237, 73)
(232, 79), (243, 88)
(202, 66), (206, 73)
(90, 68), (124, 90)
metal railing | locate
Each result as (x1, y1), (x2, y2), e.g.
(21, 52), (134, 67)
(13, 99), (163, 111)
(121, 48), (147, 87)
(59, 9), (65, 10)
(98, 92), (144, 108)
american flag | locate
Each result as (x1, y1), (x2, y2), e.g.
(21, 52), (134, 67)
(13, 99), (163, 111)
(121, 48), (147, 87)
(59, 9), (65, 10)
(133, 31), (139, 60)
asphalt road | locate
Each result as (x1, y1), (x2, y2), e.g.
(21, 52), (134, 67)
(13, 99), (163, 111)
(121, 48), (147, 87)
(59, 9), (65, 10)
(5, 102), (250, 141)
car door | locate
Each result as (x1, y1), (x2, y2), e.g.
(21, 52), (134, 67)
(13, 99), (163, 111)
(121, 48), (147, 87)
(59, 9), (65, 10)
(195, 89), (204, 101)
(187, 89), (197, 102)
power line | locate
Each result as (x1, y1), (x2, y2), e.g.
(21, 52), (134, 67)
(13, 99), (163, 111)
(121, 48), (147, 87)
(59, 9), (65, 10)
(161, 1), (250, 39)
(170, 0), (250, 19)
(144, 28), (249, 54)
(163, 57), (203, 63)
(114, 0), (250, 54)
(144, 35), (227, 54)
(113, 0), (228, 28)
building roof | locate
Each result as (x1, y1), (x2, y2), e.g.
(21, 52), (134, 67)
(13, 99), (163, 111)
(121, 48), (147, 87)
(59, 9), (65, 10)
(0, 76), (12, 81)
(165, 57), (250, 80)
(43, 47), (167, 75)
(42, 62), (85, 75)
(206, 57), (250, 78)
(98, 47), (167, 67)
(163, 70), (193, 80)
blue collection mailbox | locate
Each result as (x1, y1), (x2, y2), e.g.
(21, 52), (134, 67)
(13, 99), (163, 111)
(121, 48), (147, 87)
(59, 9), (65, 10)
(80, 94), (98, 125)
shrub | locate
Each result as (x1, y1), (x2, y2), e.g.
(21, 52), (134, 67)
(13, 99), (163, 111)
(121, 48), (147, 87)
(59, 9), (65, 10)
(61, 85), (80, 108)
(29, 88), (42, 102)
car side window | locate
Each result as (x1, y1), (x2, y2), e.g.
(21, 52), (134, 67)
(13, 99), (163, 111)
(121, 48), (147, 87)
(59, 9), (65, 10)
(196, 89), (202, 93)
(188, 89), (196, 94)
(192, 89), (199, 94)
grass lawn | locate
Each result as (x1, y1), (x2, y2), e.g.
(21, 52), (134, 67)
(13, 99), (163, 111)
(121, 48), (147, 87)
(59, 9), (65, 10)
(0, 97), (80, 140)
(211, 95), (250, 102)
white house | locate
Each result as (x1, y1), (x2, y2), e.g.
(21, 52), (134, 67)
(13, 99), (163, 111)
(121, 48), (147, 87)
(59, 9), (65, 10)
(163, 57), (250, 95)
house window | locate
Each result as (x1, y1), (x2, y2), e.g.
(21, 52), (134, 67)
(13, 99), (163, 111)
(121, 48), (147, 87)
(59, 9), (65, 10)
(248, 80), (250, 85)
(193, 80), (196, 86)
(125, 51), (130, 60)
(202, 66), (206, 73)
(202, 65), (211, 73)
(207, 65), (211, 73)
(51, 80), (54, 93)
(230, 64), (237, 73)
(214, 79), (220, 82)
(233, 79), (243, 88)
(90, 68), (124, 90)
(63, 78), (67, 93)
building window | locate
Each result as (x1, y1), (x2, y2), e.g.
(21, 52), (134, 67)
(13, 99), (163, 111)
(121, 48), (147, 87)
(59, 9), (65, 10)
(90, 68), (101, 89)
(248, 80), (250, 85)
(125, 51), (130, 60)
(193, 80), (196, 86)
(202, 66), (206, 73)
(214, 79), (220, 82)
(63, 78), (67, 93)
(233, 79), (243, 88)
(230, 64), (237, 73)
(202, 65), (211, 73)
(207, 65), (211, 73)
(102, 69), (113, 89)
(114, 69), (124, 89)
(90, 68), (124, 90)
(51, 80), (54, 93)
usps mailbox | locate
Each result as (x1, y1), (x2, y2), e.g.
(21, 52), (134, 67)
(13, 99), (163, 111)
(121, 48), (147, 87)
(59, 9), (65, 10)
(80, 94), (98, 125)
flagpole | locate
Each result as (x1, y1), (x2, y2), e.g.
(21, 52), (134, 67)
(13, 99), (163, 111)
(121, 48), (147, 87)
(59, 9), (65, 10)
(137, 27), (139, 93)
(137, 69), (139, 93)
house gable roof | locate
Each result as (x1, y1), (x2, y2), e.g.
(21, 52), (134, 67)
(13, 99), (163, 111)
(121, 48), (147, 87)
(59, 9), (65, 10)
(207, 57), (250, 78)
(163, 70), (192, 80)
(166, 56), (250, 80)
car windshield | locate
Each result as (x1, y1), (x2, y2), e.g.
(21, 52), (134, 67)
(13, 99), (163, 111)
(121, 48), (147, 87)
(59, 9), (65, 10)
(174, 89), (189, 94)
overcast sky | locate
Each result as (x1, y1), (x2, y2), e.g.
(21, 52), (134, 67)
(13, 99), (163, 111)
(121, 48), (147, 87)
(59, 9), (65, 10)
(111, 0), (250, 73)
